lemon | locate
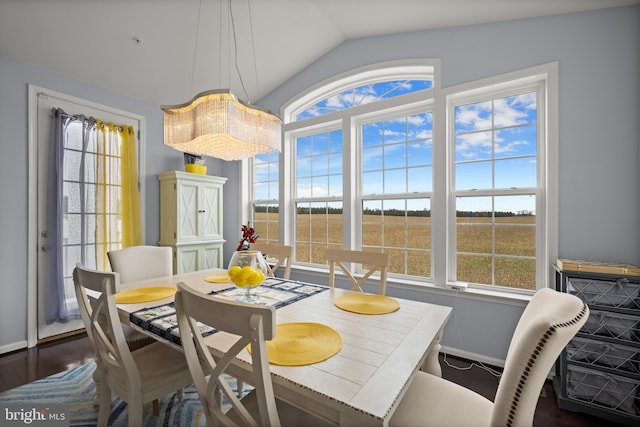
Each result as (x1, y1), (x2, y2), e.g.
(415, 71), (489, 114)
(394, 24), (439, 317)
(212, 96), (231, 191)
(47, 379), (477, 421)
(239, 266), (254, 280)
(233, 277), (248, 288)
(247, 269), (265, 286)
(228, 266), (242, 279)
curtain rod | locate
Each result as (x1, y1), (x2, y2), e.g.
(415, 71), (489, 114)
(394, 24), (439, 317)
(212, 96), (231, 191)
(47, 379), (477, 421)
(50, 110), (125, 132)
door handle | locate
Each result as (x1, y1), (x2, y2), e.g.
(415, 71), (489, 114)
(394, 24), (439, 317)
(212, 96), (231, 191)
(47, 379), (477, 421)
(41, 244), (50, 252)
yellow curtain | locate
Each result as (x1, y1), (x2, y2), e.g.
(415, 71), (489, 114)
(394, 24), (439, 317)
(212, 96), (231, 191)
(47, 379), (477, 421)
(120, 124), (142, 248)
(95, 121), (142, 270)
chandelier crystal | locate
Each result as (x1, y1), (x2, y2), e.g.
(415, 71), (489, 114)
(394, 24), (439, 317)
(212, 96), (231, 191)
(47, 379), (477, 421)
(162, 90), (281, 161)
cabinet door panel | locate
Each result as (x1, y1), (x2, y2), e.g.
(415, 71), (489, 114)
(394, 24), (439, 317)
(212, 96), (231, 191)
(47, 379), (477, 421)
(177, 246), (199, 273)
(202, 243), (223, 269)
(177, 181), (200, 242)
(201, 182), (222, 240)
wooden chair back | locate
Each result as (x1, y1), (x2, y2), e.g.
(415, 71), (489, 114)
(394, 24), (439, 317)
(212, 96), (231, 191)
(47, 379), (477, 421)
(107, 245), (173, 283)
(73, 265), (193, 426)
(175, 281), (280, 427)
(73, 265), (140, 399)
(326, 248), (390, 294)
(107, 245), (173, 349)
(251, 242), (293, 279)
(491, 288), (589, 426)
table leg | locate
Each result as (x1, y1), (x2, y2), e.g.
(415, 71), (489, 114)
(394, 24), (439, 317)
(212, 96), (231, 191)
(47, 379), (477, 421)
(421, 327), (444, 377)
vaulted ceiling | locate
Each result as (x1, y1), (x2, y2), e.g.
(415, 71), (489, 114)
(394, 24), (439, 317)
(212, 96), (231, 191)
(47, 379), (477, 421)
(1, 0), (637, 106)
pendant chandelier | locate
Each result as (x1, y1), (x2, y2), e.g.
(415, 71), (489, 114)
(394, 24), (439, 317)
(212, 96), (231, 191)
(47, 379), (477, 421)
(162, 0), (281, 161)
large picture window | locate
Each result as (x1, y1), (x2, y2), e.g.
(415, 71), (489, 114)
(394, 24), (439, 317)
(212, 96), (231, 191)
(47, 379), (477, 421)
(452, 90), (539, 290)
(247, 60), (556, 295)
(361, 111), (433, 278)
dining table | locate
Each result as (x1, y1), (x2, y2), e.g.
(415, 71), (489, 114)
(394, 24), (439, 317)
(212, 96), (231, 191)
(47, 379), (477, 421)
(110, 268), (452, 426)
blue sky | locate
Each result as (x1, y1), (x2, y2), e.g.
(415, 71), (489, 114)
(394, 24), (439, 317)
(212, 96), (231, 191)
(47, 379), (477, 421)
(254, 82), (537, 216)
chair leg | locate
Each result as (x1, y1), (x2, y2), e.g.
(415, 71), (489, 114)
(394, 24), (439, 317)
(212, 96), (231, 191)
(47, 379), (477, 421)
(93, 361), (102, 406)
(127, 396), (143, 427)
(152, 399), (159, 416)
(96, 380), (111, 427)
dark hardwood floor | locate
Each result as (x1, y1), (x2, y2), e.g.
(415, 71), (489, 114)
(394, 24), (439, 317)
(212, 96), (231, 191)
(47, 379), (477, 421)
(0, 333), (622, 426)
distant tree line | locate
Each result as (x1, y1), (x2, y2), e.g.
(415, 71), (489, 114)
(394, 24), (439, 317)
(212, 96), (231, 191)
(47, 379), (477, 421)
(257, 205), (532, 218)
(456, 211), (533, 217)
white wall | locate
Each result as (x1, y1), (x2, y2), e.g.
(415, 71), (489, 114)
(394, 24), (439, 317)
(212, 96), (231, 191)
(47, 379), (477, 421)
(0, 52), (225, 352)
(1, 6), (638, 363)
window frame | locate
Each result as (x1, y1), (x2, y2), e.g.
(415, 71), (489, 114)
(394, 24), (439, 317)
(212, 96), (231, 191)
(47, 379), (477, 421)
(443, 64), (557, 294)
(244, 60), (557, 297)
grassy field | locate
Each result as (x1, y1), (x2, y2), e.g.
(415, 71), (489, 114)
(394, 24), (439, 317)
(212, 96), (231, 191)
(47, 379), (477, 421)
(254, 212), (536, 290)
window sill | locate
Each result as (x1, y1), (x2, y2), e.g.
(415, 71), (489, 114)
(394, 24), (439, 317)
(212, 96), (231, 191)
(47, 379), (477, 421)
(288, 265), (533, 308)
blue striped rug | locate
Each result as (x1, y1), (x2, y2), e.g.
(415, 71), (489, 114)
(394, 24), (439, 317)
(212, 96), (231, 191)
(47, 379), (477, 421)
(0, 362), (248, 426)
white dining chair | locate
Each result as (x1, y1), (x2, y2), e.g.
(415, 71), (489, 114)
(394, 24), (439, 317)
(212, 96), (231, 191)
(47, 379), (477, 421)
(326, 248), (390, 295)
(107, 245), (174, 350)
(175, 281), (333, 427)
(73, 265), (194, 427)
(390, 288), (589, 427)
(250, 242), (293, 279)
(107, 245), (173, 283)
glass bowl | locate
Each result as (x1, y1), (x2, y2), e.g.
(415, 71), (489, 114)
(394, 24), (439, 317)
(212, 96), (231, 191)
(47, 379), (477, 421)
(227, 250), (268, 302)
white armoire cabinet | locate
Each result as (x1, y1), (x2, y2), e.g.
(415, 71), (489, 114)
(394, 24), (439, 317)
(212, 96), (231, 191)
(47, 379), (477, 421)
(157, 171), (227, 274)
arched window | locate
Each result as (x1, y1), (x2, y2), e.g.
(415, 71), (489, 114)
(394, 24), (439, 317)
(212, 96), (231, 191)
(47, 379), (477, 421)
(248, 60), (557, 294)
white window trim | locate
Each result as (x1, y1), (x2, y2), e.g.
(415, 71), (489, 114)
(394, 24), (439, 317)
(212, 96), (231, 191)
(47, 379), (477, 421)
(244, 61), (557, 301)
(283, 59), (437, 123)
(442, 62), (558, 294)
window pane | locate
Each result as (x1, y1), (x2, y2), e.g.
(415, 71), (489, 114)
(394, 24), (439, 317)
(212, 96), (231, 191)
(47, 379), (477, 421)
(408, 166), (432, 192)
(329, 175), (343, 197)
(384, 144), (406, 168)
(363, 171), (383, 195)
(407, 112), (432, 142)
(312, 154), (329, 176)
(311, 176), (329, 197)
(363, 146), (382, 172)
(362, 198), (430, 278)
(295, 201), (343, 264)
(296, 177), (312, 198)
(296, 157), (311, 179)
(296, 129), (342, 199)
(363, 123), (382, 148)
(455, 161), (492, 190)
(455, 132), (493, 162)
(384, 169), (406, 193)
(408, 140), (432, 167)
(494, 93), (537, 128)
(457, 254), (492, 285)
(456, 196), (492, 254)
(253, 152), (279, 201)
(454, 100), (492, 133)
(495, 125), (537, 158)
(296, 79), (433, 120)
(495, 158), (536, 189)
(253, 204), (279, 244)
(495, 257), (536, 290)
(297, 136), (312, 157)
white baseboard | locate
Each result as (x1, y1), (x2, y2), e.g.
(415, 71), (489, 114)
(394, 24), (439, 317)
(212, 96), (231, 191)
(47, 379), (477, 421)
(0, 340), (27, 355)
(440, 345), (505, 368)
(440, 345), (557, 380)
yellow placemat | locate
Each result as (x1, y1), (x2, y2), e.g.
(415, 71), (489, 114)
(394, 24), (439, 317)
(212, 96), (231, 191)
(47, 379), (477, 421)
(334, 293), (400, 315)
(249, 322), (343, 366)
(205, 272), (230, 283)
(114, 287), (176, 304)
